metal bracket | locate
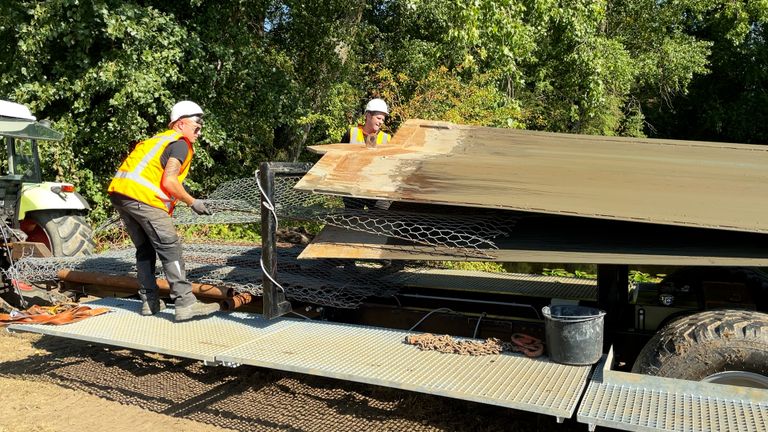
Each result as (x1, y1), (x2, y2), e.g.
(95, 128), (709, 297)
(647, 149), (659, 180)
(204, 359), (241, 368)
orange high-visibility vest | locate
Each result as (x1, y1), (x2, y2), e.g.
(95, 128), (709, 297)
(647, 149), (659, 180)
(108, 130), (194, 214)
(348, 126), (390, 145)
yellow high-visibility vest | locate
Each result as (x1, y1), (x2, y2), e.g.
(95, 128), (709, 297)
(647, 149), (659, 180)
(108, 130), (194, 214)
(348, 126), (390, 145)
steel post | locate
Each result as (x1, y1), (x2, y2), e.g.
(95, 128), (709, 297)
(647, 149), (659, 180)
(259, 162), (313, 319)
(597, 264), (629, 350)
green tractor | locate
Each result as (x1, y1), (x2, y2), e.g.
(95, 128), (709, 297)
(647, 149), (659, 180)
(0, 100), (94, 264)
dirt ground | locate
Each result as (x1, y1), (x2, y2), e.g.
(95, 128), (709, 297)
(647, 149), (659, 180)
(0, 329), (591, 432)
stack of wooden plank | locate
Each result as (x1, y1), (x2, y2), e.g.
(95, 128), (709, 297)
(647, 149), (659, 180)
(295, 120), (768, 265)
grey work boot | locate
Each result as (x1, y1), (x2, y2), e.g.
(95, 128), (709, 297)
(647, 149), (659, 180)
(174, 301), (220, 322)
(141, 296), (166, 316)
(137, 260), (165, 316)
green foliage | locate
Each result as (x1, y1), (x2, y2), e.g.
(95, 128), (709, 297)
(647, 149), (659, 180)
(1, 0), (191, 223)
(574, 269), (598, 280)
(629, 270), (664, 284)
(642, 1), (768, 143)
(447, 0), (536, 86)
(178, 224), (262, 243)
(543, 268), (662, 282)
(542, 268), (575, 277)
(542, 267), (597, 279)
(377, 67), (525, 130)
(433, 261), (508, 273)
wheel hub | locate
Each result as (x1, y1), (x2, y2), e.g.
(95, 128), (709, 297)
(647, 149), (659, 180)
(702, 371), (768, 389)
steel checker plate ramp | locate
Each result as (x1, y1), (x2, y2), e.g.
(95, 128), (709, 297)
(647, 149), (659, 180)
(578, 349), (768, 432)
(386, 269), (596, 300)
(6, 298), (296, 362)
(216, 319), (592, 419)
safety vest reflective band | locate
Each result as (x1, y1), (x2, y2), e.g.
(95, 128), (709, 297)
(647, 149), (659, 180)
(348, 126), (390, 145)
(108, 130), (194, 214)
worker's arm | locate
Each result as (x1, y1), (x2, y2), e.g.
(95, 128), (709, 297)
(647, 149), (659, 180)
(161, 158), (196, 205)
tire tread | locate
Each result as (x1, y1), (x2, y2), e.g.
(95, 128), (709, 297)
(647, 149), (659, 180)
(633, 310), (768, 379)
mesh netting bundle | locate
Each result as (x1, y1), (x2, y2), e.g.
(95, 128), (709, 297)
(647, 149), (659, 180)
(323, 209), (515, 252)
(10, 244), (402, 309)
(169, 175), (513, 254)
(97, 175), (511, 254)
(170, 176), (333, 225)
(10, 173), (516, 310)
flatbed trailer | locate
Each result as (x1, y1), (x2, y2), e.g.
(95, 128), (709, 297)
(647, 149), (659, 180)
(7, 122), (768, 431)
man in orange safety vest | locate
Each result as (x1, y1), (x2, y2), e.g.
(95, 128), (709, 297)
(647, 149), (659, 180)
(107, 101), (218, 322)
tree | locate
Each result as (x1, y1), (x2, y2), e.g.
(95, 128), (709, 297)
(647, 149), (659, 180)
(642, 1), (768, 143)
(1, 0), (192, 220)
(2, 0), (758, 225)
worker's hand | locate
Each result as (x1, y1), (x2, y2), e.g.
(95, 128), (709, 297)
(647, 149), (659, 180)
(190, 199), (213, 215)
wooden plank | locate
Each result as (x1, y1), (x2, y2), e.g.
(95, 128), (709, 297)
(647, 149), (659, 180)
(300, 217), (768, 266)
(8, 241), (52, 259)
(296, 119), (768, 233)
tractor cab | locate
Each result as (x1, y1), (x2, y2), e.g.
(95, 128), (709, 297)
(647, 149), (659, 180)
(0, 100), (94, 258)
(0, 101), (60, 182)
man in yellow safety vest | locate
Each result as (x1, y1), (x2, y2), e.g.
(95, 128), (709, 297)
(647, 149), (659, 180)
(107, 101), (219, 322)
(338, 98), (404, 272)
(341, 98), (391, 148)
(341, 98), (391, 210)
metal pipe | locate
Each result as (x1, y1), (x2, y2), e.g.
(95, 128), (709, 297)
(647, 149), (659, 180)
(396, 293), (542, 319)
(57, 269), (234, 299)
(220, 292), (254, 311)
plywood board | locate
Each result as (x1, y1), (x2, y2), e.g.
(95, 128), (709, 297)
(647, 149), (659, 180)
(300, 216), (768, 266)
(297, 120), (768, 233)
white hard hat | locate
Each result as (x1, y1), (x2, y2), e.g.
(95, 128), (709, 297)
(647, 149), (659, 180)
(169, 100), (203, 124)
(365, 98), (388, 115)
(0, 100), (36, 121)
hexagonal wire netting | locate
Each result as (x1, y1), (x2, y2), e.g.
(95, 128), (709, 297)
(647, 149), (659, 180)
(9, 174), (514, 309)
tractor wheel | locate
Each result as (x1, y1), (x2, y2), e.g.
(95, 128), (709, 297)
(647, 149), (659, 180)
(24, 211), (95, 257)
(632, 310), (768, 388)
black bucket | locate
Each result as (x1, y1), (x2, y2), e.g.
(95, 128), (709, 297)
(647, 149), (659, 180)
(542, 305), (606, 365)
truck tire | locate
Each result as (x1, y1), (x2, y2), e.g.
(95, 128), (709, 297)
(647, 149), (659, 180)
(632, 310), (768, 388)
(26, 211), (95, 257)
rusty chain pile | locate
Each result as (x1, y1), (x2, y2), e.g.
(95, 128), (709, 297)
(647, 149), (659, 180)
(404, 333), (545, 357)
(404, 333), (506, 356)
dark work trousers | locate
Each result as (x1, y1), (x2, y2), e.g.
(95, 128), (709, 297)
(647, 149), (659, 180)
(109, 193), (195, 308)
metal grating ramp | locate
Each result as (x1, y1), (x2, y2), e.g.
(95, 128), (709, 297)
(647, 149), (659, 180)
(578, 349), (768, 432)
(387, 269), (597, 300)
(216, 319), (591, 419)
(7, 298), (592, 421)
(6, 298), (295, 363)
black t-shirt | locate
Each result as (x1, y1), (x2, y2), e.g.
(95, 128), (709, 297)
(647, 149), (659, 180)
(160, 139), (189, 167)
(340, 129), (351, 143)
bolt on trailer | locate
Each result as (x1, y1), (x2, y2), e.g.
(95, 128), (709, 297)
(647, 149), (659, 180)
(6, 120), (768, 431)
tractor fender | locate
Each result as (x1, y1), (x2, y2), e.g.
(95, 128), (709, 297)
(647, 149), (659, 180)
(18, 182), (90, 220)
